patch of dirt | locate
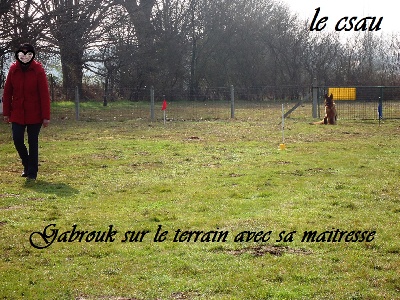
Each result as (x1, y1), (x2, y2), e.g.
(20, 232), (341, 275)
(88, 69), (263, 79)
(229, 172), (243, 177)
(76, 297), (140, 300)
(226, 245), (312, 257)
(131, 161), (163, 169)
(0, 205), (23, 211)
(186, 136), (200, 141)
(171, 291), (200, 299)
(0, 193), (20, 198)
(279, 167), (336, 177)
(76, 293), (200, 300)
(305, 167), (336, 174)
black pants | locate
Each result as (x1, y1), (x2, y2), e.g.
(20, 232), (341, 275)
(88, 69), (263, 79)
(12, 123), (42, 179)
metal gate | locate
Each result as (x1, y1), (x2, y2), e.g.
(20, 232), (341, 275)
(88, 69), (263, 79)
(312, 86), (400, 120)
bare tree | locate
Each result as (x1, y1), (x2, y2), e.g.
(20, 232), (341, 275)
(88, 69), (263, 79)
(116, 0), (156, 49)
(303, 32), (343, 85)
(378, 34), (400, 85)
(152, 0), (191, 90)
(115, 0), (157, 90)
(39, 0), (114, 98)
(0, 0), (48, 86)
(0, 0), (14, 56)
(0, 0), (45, 54)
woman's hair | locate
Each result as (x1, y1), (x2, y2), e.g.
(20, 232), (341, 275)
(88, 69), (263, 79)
(17, 43), (35, 53)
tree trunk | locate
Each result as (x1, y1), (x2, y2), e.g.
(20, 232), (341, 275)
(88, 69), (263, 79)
(117, 0), (156, 86)
(59, 41), (84, 100)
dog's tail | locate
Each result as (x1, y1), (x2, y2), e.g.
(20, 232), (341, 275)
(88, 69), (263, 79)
(310, 116), (328, 125)
(309, 120), (325, 125)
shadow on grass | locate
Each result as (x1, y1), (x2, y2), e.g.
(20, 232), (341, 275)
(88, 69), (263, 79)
(23, 180), (79, 197)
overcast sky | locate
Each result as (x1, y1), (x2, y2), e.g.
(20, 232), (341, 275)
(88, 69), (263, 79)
(281, 0), (398, 34)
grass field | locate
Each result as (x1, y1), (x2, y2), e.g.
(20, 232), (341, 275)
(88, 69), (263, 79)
(1, 102), (399, 299)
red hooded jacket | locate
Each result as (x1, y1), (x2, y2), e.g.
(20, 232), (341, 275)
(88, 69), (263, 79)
(3, 60), (51, 125)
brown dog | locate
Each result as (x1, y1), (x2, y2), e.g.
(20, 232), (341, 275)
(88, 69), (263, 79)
(311, 93), (337, 125)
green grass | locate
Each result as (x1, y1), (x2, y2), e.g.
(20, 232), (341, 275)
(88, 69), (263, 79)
(1, 103), (399, 299)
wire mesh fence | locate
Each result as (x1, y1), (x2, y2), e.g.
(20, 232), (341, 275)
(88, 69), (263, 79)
(50, 85), (311, 122)
(46, 85), (400, 123)
(315, 86), (400, 120)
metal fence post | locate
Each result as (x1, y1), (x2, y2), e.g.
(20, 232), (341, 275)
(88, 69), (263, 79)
(75, 86), (79, 121)
(150, 86), (155, 121)
(0, 89), (3, 115)
(312, 79), (318, 118)
(378, 86), (384, 120)
(50, 74), (54, 102)
(230, 85), (235, 119)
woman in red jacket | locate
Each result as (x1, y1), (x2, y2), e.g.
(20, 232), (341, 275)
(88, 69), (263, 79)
(3, 43), (51, 180)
